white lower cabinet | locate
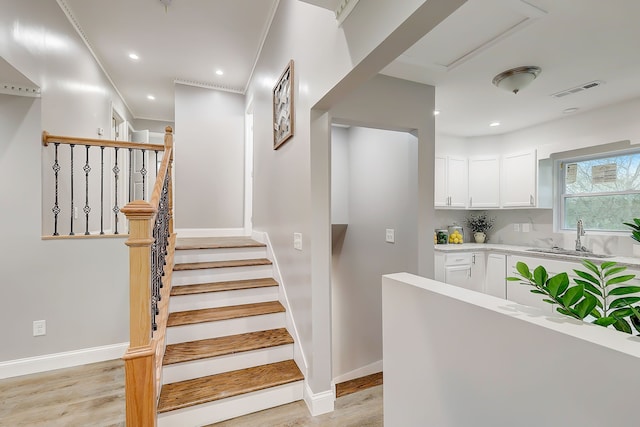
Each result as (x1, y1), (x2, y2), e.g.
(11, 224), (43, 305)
(485, 253), (506, 298)
(435, 252), (484, 293)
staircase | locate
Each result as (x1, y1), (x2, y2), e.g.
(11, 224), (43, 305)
(157, 237), (304, 426)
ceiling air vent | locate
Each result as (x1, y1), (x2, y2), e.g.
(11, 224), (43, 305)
(551, 80), (604, 98)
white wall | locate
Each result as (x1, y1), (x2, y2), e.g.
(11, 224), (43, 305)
(330, 126), (349, 224)
(174, 84), (245, 230)
(248, 0), (464, 400)
(383, 272), (640, 427)
(0, 1), (132, 364)
(331, 127), (418, 381)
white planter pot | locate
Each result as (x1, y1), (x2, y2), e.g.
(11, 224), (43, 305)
(474, 232), (486, 243)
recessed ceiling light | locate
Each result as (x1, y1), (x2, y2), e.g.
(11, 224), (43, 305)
(147, 95), (155, 100)
(563, 107), (579, 114)
(215, 69), (224, 76)
(433, 110), (440, 116)
(489, 122), (501, 127)
(128, 53), (139, 60)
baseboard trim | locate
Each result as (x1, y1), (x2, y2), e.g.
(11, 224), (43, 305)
(175, 228), (248, 238)
(0, 342), (129, 379)
(303, 381), (335, 416)
(332, 359), (383, 385)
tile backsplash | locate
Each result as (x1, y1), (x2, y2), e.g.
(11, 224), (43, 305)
(434, 209), (637, 257)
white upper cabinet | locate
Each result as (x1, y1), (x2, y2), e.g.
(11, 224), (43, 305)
(468, 156), (500, 208)
(435, 155), (467, 208)
(502, 149), (537, 207)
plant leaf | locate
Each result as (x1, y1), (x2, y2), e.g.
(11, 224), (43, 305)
(610, 297), (640, 309)
(610, 307), (636, 318)
(580, 259), (600, 276)
(600, 261), (617, 270)
(561, 285), (584, 306)
(556, 307), (573, 317)
(590, 308), (602, 318)
(606, 275), (636, 286)
(603, 266), (626, 277)
(506, 277), (521, 281)
(574, 270), (600, 286)
(608, 286), (640, 296)
(574, 293), (598, 319)
(593, 316), (618, 327)
(533, 266), (548, 287)
(515, 262), (531, 280)
(547, 273), (569, 298)
(543, 299), (556, 304)
(575, 280), (603, 297)
(613, 318), (632, 334)
(530, 289), (547, 295)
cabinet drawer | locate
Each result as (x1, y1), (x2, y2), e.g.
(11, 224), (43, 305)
(444, 253), (472, 266)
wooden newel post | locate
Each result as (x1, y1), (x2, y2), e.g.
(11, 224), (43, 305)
(164, 126), (174, 236)
(121, 200), (157, 427)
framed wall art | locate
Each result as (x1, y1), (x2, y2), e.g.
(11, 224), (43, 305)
(273, 60), (294, 149)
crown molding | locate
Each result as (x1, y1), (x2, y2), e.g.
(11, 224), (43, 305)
(174, 78), (244, 94)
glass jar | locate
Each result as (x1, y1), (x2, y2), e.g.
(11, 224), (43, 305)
(448, 226), (464, 244)
(435, 229), (449, 245)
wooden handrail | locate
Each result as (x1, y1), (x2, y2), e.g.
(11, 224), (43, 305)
(42, 131), (165, 151)
(121, 126), (175, 426)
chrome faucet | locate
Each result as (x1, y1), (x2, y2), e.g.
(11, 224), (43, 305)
(576, 219), (587, 251)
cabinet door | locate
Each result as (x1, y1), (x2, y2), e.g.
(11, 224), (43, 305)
(447, 156), (467, 208)
(470, 252), (485, 293)
(434, 156), (447, 207)
(444, 265), (471, 289)
(486, 253), (506, 298)
(502, 150), (537, 207)
(468, 156), (500, 208)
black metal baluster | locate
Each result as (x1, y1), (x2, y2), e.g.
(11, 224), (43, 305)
(83, 145), (91, 235)
(52, 143), (61, 236)
(69, 144), (75, 236)
(141, 149), (147, 200)
(113, 147), (120, 234)
(100, 146), (105, 235)
(155, 150), (159, 174)
(128, 148), (133, 203)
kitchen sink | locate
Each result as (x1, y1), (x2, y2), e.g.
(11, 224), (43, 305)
(526, 248), (614, 259)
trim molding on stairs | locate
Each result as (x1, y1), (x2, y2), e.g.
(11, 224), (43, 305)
(332, 359), (383, 385)
(303, 382), (335, 416)
(175, 228), (249, 238)
(0, 342), (128, 379)
(252, 231), (308, 378)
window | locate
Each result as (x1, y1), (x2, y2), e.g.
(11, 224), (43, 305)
(559, 150), (640, 231)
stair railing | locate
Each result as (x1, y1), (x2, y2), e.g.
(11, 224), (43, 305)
(41, 131), (165, 237)
(121, 126), (175, 426)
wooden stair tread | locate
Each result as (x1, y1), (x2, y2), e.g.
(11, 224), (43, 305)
(157, 360), (303, 413)
(173, 258), (272, 271)
(176, 237), (265, 250)
(163, 328), (293, 365)
(167, 301), (285, 327)
(171, 278), (278, 296)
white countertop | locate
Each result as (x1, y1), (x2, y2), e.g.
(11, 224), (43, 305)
(434, 243), (640, 268)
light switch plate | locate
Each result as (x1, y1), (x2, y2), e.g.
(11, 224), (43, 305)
(385, 228), (395, 243)
(293, 233), (302, 251)
(33, 320), (46, 337)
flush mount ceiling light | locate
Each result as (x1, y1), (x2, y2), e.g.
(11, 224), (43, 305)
(492, 66), (541, 94)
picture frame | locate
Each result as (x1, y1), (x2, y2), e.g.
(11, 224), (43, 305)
(273, 60), (294, 149)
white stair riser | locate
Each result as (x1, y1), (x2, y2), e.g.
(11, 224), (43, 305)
(166, 313), (286, 344)
(172, 265), (273, 286)
(169, 287), (279, 312)
(162, 344), (294, 384)
(174, 247), (267, 264)
(157, 381), (303, 427)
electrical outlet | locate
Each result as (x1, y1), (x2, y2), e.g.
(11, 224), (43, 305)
(522, 223), (530, 233)
(293, 232), (302, 251)
(385, 228), (395, 243)
(33, 320), (46, 337)
(513, 223), (520, 232)
(97, 127), (104, 136)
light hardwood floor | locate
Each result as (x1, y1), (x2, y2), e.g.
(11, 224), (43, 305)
(0, 360), (382, 426)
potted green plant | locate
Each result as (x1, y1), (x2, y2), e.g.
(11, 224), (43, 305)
(507, 259), (640, 334)
(465, 212), (495, 243)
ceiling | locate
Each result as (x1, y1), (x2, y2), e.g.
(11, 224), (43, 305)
(58, 0), (640, 137)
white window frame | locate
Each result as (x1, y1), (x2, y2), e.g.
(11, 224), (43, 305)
(555, 146), (640, 233)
